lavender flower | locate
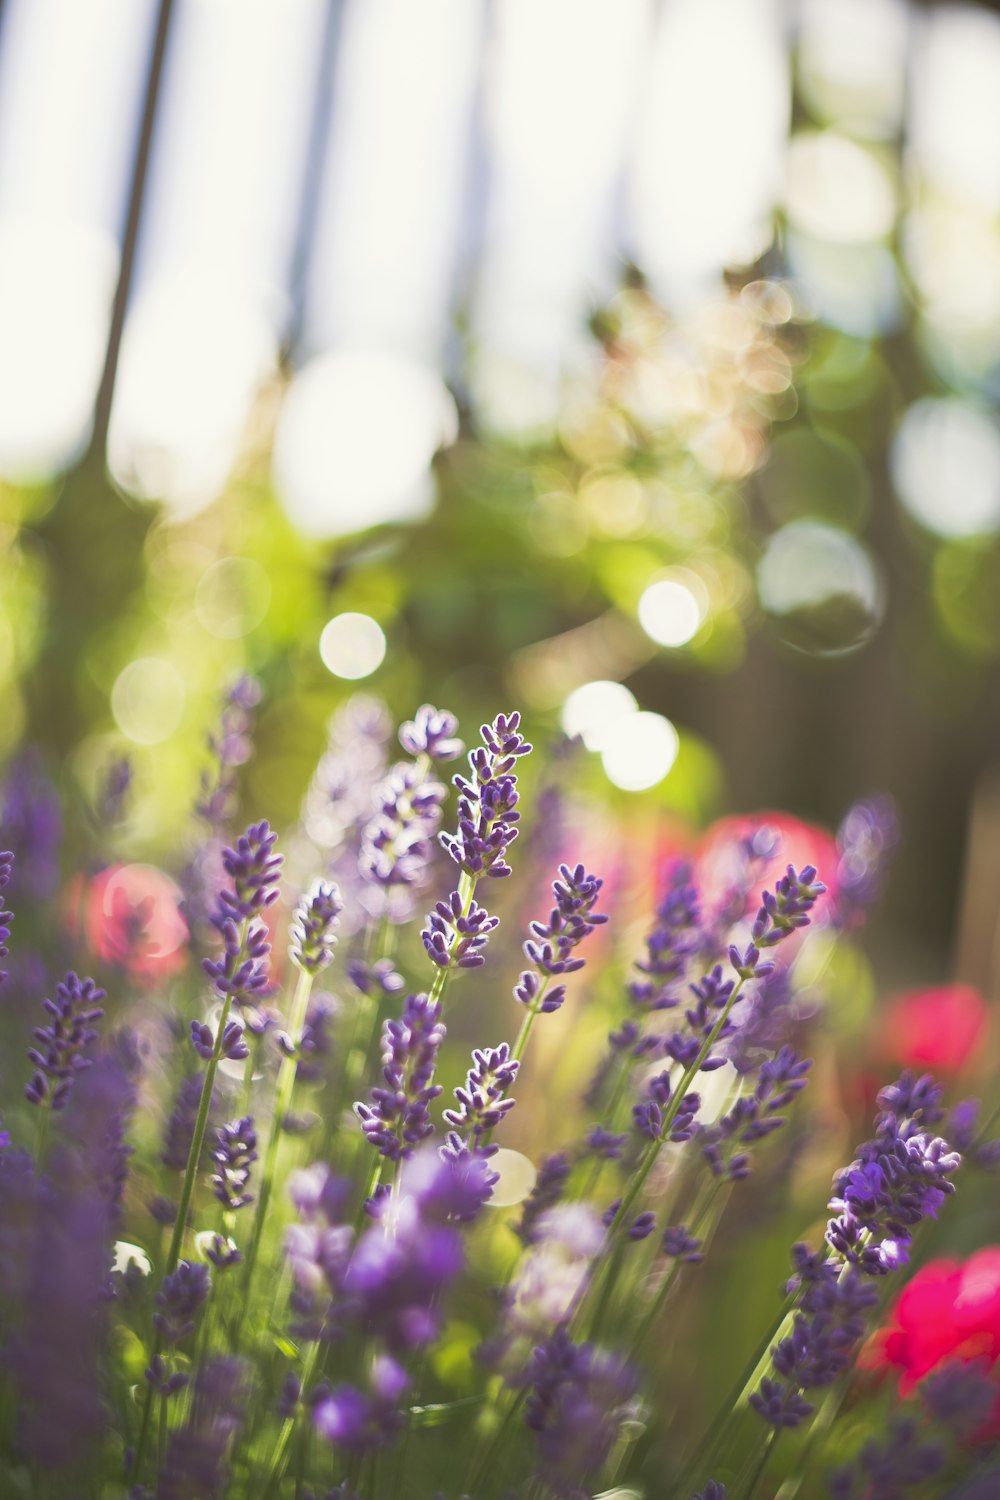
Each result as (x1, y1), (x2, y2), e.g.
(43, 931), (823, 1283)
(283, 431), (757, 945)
(827, 1080), (960, 1272)
(190, 1018), (249, 1062)
(700, 1048), (812, 1180)
(313, 1356), (409, 1453)
(296, 993), (337, 1085)
(919, 1360), (997, 1439)
(96, 753), (132, 826)
(693, 1485), (726, 1500)
(827, 1416), (943, 1498)
(729, 864), (827, 979)
(752, 1076), (961, 1433)
(398, 704), (464, 762)
(421, 889), (499, 970)
(834, 795), (898, 930)
(525, 1330), (639, 1497)
(439, 712), (531, 880)
(663, 1225), (704, 1263)
(195, 675), (262, 832)
(211, 820), (282, 925)
(156, 1357), (247, 1500)
(290, 879), (343, 975)
(0, 751), (61, 900)
(25, 971), (105, 1110)
(359, 761), (446, 903)
(154, 1260), (212, 1343)
(628, 859), (701, 1012)
(211, 1116), (257, 1211)
(516, 1153), (572, 1246)
(354, 994), (445, 1161)
(514, 862), (607, 1014)
(443, 1043), (520, 1152)
(0, 848), (12, 986)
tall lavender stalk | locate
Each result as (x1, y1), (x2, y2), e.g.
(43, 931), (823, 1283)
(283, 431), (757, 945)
(133, 822), (281, 1486)
(240, 879), (342, 1299)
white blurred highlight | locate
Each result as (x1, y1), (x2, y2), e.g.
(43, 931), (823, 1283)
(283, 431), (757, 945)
(0, 0), (154, 477)
(487, 1149), (537, 1208)
(637, 575), (707, 649)
(111, 658), (185, 745)
(473, 0), (654, 435)
(601, 712), (679, 792)
(319, 614), (387, 680)
(561, 681), (638, 752)
(910, 7), (1000, 212)
(306, 0), (483, 358)
(109, 0), (323, 509)
(273, 350), (456, 538)
(892, 399), (1000, 539)
(629, 0), (789, 303)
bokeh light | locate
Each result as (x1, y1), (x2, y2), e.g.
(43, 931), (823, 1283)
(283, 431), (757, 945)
(757, 520), (883, 655)
(273, 350), (456, 538)
(637, 575), (707, 648)
(891, 398), (1000, 540)
(319, 613), (387, 680)
(110, 657), (185, 745)
(600, 710), (679, 792)
(487, 1148), (537, 1208)
(560, 680), (638, 752)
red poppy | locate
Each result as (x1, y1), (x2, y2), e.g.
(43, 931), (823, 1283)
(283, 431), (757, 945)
(84, 863), (189, 983)
(877, 984), (988, 1076)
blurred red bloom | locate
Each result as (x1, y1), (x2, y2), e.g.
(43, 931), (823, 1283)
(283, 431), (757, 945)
(85, 863), (188, 983)
(873, 1251), (1000, 1407)
(695, 810), (838, 920)
(878, 984), (988, 1075)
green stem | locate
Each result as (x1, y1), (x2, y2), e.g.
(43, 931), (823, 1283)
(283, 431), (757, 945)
(576, 976), (748, 1332)
(133, 980), (240, 1482)
(632, 1181), (725, 1353)
(257, 1339), (323, 1500)
(677, 1290), (795, 1497)
(463, 1384), (527, 1497)
(741, 1426), (779, 1500)
(242, 965), (315, 1304)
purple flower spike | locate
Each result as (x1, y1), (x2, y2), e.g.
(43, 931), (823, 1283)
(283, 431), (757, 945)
(290, 879), (343, 976)
(211, 1116), (257, 1211)
(25, 971), (105, 1110)
(0, 848), (13, 987)
(834, 794), (898, 930)
(629, 860), (701, 1012)
(154, 1260), (211, 1344)
(359, 761), (446, 901)
(354, 993), (446, 1161)
(693, 1484), (727, 1500)
(439, 711), (531, 880)
(190, 1018), (249, 1062)
(214, 820), (282, 925)
(196, 675), (262, 833)
(443, 1043), (519, 1152)
(514, 862), (606, 1016)
(663, 1225), (704, 1263)
(399, 704), (464, 762)
(421, 889), (499, 970)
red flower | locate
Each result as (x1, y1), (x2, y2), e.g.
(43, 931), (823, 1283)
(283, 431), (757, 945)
(84, 863), (189, 983)
(877, 984), (988, 1076)
(875, 1251), (1000, 1415)
(695, 811), (838, 924)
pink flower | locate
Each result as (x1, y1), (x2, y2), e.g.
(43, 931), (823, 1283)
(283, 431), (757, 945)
(695, 811), (838, 925)
(84, 863), (188, 983)
(874, 1251), (1000, 1414)
(878, 984), (988, 1076)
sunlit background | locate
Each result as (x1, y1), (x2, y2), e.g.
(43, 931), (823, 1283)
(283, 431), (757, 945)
(2, 0), (1000, 994)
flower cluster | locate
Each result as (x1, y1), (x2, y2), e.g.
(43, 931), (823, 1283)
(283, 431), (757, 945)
(25, 971), (105, 1110)
(514, 862), (606, 1014)
(0, 681), (986, 1500)
(439, 712), (531, 879)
